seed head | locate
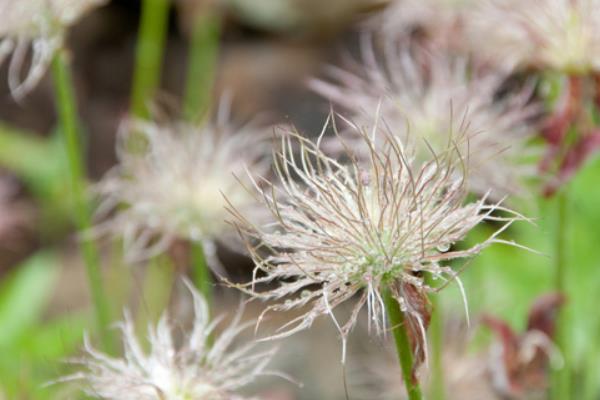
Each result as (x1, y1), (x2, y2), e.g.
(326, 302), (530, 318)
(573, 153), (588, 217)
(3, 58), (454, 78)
(0, 0), (106, 99)
(469, 0), (600, 74)
(230, 118), (525, 363)
(94, 113), (270, 264)
(375, 0), (474, 47)
(312, 45), (538, 200)
(63, 282), (278, 400)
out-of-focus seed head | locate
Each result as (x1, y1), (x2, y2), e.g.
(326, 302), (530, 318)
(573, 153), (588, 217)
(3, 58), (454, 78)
(312, 45), (538, 200)
(230, 117), (525, 363)
(94, 113), (270, 264)
(469, 0), (600, 74)
(0, 0), (107, 99)
(64, 282), (277, 400)
(374, 0), (474, 48)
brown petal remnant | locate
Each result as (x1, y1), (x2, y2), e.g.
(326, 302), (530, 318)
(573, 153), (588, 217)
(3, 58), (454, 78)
(482, 292), (566, 399)
(229, 114), (527, 370)
(394, 281), (431, 377)
(539, 75), (600, 196)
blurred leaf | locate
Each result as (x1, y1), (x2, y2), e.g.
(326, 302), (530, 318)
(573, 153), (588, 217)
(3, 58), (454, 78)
(0, 124), (89, 239)
(19, 314), (87, 359)
(0, 314), (87, 397)
(0, 124), (65, 195)
(0, 251), (59, 348)
(136, 254), (173, 332)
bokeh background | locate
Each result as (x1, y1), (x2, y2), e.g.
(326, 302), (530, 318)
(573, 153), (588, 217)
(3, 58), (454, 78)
(1, 1), (600, 399)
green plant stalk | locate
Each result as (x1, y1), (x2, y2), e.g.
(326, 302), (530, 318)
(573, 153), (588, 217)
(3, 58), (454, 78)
(130, 0), (170, 118)
(51, 51), (111, 350)
(182, 9), (220, 305)
(428, 293), (445, 400)
(183, 11), (220, 123)
(552, 188), (570, 400)
(190, 243), (212, 304)
(384, 288), (423, 400)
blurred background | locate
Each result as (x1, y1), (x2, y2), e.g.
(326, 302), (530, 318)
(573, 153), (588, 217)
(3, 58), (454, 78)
(1, 0), (600, 399)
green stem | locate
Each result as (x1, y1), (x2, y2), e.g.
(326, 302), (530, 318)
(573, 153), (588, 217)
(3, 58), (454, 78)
(384, 289), (423, 400)
(429, 293), (445, 400)
(130, 0), (170, 118)
(183, 11), (220, 123)
(190, 242), (212, 304)
(554, 189), (568, 292)
(51, 51), (111, 350)
(552, 188), (570, 400)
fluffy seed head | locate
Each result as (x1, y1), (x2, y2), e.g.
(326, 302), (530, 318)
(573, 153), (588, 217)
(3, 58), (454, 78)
(94, 113), (270, 263)
(312, 45), (538, 200)
(64, 282), (277, 400)
(230, 118), (524, 363)
(469, 0), (600, 74)
(0, 0), (106, 99)
(375, 0), (474, 46)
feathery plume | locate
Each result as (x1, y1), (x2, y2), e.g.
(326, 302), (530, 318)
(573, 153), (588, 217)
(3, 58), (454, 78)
(375, 0), (475, 48)
(63, 281), (279, 400)
(94, 108), (270, 264)
(469, 0), (600, 74)
(0, 0), (106, 99)
(312, 45), (538, 200)
(229, 117), (525, 364)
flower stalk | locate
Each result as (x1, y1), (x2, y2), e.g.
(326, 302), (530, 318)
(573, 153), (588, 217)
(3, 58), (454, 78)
(384, 288), (423, 400)
(190, 242), (212, 305)
(51, 50), (111, 350)
(428, 292), (445, 400)
(130, 0), (170, 118)
(552, 188), (571, 400)
(183, 10), (220, 124)
(183, 8), (221, 304)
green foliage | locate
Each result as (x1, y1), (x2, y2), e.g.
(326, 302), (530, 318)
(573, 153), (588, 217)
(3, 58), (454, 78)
(0, 124), (72, 238)
(441, 155), (600, 398)
(0, 252), (86, 399)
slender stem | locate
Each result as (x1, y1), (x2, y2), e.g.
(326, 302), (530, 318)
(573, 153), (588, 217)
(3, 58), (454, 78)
(130, 0), (170, 119)
(428, 293), (445, 400)
(384, 289), (423, 400)
(182, 8), (219, 304)
(51, 51), (111, 350)
(183, 10), (220, 124)
(552, 188), (570, 400)
(554, 189), (568, 292)
(190, 242), (212, 304)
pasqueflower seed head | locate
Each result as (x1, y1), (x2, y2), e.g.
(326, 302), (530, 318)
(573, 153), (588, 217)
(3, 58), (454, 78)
(0, 0), (106, 99)
(375, 0), (474, 46)
(230, 118), (525, 364)
(63, 281), (278, 400)
(469, 0), (600, 74)
(312, 45), (538, 200)
(94, 112), (270, 264)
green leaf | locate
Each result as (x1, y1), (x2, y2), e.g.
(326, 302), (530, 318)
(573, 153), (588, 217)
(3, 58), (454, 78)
(0, 124), (65, 195)
(0, 251), (59, 348)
